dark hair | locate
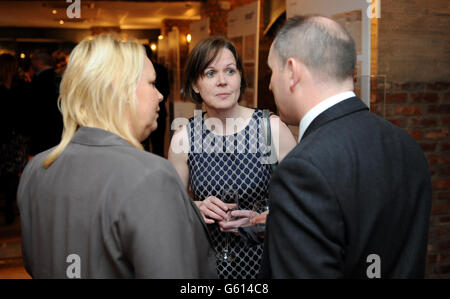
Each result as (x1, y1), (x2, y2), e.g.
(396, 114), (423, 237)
(182, 36), (247, 104)
(273, 15), (356, 82)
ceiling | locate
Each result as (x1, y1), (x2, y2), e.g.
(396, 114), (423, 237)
(0, 0), (203, 29)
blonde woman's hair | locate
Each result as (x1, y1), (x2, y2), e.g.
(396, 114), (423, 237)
(43, 33), (146, 168)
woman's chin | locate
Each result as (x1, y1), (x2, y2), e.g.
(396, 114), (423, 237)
(211, 99), (239, 111)
(138, 126), (156, 142)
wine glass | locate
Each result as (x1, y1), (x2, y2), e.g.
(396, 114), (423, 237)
(216, 188), (239, 262)
(249, 199), (270, 240)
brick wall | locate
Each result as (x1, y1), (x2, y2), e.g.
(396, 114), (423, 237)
(378, 0), (450, 83)
(371, 81), (450, 278)
(376, 0), (450, 278)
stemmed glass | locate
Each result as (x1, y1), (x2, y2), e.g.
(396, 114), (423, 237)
(249, 198), (270, 240)
(216, 188), (239, 262)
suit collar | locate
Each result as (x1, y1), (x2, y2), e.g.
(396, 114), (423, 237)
(71, 126), (132, 147)
(301, 97), (369, 141)
(299, 91), (355, 141)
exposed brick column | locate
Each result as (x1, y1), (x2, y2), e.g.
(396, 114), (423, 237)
(372, 81), (450, 278)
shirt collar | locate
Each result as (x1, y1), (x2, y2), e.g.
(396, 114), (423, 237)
(298, 91), (356, 142)
(71, 126), (132, 147)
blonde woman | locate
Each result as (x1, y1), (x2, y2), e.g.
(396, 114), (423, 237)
(17, 34), (216, 279)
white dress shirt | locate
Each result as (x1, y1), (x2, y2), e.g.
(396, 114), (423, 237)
(298, 91), (356, 142)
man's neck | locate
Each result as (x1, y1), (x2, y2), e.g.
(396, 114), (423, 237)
(298, 90), (356, 142)
(299, 78), (354, 119)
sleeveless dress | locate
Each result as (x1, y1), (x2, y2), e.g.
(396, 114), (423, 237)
(187, 109), (273, 279)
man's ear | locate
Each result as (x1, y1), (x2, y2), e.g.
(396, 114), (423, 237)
(287, 58), (301, 92)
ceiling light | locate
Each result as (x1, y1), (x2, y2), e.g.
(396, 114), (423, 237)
(158, 35), (164, 40)
(150, 43), (157, 52)
(59, 20), (64, 25)
(52, 10), (57, 15)
(20, 53), (26, 59)
(186, 34), (192, 43)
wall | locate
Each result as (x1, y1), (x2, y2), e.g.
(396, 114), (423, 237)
(373, 0), (450, 278)
(377, 0), (450, 83)
(161, 19), (192, 88)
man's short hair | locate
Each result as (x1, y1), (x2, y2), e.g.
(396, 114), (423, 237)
(273, 15), (356, 83)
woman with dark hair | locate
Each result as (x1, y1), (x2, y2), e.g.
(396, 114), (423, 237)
(169, 36), (296, 278)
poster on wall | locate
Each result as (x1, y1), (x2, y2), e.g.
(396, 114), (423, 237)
(167, 28), (181, 102)
(189, 18), (210, 53)
(228, 1), (260, 108)
(157, 35), (169, 68)
(286, 0), (372, 108)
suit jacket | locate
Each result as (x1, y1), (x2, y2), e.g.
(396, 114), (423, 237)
(17, 127), (217, 278)
(260, 97), (432, 278)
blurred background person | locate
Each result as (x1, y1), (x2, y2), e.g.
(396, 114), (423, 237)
(52, 49), (69, 81)
(29, 48), (62, 155)
(0, 53), (29, 225)
(17, 33), (216, 278)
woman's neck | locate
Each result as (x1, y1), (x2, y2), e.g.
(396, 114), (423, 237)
(204, 104), (253, 136)
(204, 103), (243, 123)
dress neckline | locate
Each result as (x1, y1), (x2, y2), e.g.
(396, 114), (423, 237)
(202, 109), (257, 137)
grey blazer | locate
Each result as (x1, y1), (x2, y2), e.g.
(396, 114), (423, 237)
(17, 127), (217, 278)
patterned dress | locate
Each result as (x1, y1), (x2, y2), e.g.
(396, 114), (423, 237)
(187, 109), (273, 279)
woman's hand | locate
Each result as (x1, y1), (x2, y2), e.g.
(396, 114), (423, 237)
(249, 210), (269, 225)
(218, 210), (254, 233)
(195, 196), (236, 224)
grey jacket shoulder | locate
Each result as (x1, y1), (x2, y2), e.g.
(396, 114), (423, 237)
(18, 127), (216, 278)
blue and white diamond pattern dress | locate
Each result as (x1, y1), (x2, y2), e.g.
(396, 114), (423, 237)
(187, 109), (272, 279)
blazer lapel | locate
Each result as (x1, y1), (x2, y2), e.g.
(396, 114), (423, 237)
(302, 97), (369, 141)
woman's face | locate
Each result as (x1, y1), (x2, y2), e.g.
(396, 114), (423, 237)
(134, 57), (163, 141)
(193, 48), (241, 111)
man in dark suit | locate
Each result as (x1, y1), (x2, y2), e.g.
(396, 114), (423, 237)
(260, 15), (432, 278)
